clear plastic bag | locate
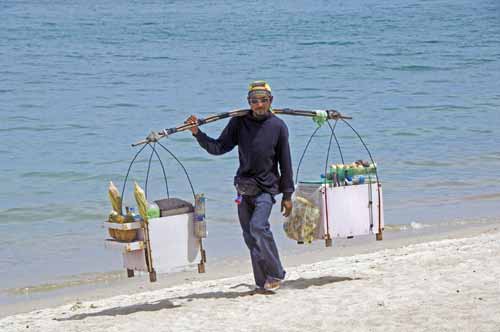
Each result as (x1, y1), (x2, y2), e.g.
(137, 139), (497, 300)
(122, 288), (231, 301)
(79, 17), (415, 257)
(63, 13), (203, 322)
(283, 183), (323, 243)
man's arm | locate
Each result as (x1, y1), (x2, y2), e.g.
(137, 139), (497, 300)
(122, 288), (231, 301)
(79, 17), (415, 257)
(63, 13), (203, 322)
(278, 124), (294, 216)
(186, 115), (237, 155)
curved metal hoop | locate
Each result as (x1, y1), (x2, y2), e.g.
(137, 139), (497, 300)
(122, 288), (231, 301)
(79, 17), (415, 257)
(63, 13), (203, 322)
(156, 141), (196, 201)
(294, 119), (380, 184)
(120, 142), (194, 212)
(295, 120), (344, 184)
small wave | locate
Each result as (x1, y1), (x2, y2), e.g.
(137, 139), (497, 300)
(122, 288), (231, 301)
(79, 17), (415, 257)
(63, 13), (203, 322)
(65, 123), (91, 129)
(391, 131), (419, 137)
(158, 108), (176, 113)
(289, 95), (325, 100)
(221, 156), (238, 161)
(479, 152), (500, 161)
(110, 81), (127, 86)
(320, 63), (344, 68)
(469, 129), (492, 134)
(0, 205), (106, 224)
(64, 54), (84, 59)
(418, 40), (441, 44)
(140, 56), (175, 61)
(6, 115), (40, 121)
(297, 41), (355, 46)
(423, 180), (472, 188)
(373, 52), (404, 57)
(424, 79), (450, 83)
(463, 193), (500, 202)
(75, 173), (125, 182)
(94, 159), (130, 166)
(411, 91), (430, 96)
(458, 58), (496, 65)
(21, 170), (88, 180)
(169, 137), (195, 143)
(5, 271), (125, 295)
(181, 156), (213, 163)
(111, 103), (139, 108)
(24, 80), (51, 85)
(70, 71), (93, 77)
(434, 126), (456, 131)
(383, 224), (409, 231)
(431, 106), (473, 112)
(284, 87), (321, 92)
(81, 132), (98, 137)
(402, 160), (453, 167)
(405, 104), (472, 111)
(394, 65), (450, 71)
(409, 221), (431, 230)
(0, 126), (56, 133)
(14, 103), (41, 109)
(383, 222), (431, 231)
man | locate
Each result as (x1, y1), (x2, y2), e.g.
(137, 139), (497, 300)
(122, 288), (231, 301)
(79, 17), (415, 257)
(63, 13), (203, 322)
(185, 81), (294, 291)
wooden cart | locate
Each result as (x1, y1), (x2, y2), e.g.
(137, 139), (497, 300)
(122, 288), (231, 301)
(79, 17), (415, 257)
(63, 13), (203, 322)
(104, 212), (205, 282)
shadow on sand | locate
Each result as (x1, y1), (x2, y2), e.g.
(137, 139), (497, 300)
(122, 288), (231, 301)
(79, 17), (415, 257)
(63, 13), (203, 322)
(57, 275), (356, 321)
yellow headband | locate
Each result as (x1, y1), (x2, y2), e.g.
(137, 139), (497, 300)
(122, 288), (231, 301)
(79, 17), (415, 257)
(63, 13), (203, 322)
(248, 80), (272, 95)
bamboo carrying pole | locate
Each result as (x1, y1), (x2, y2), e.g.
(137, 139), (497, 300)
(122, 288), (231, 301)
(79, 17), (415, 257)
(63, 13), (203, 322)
(132, 108), (351, 147)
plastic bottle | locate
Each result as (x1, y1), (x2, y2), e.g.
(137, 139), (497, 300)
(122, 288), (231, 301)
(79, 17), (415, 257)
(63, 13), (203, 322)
(130, 207), (142, 222)
(352, 174), (365, 185)
(124, 206), (134, 223)
(147, 202), (160, 219)
(194, 194), (207, 238)
(336, 164), (344, 182)
(344, 165), (352, 185)
(194, 193), (206, 222)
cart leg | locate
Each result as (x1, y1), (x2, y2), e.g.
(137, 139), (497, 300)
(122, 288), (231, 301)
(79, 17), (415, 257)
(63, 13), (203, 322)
(149, 269), (157, 282)
(376, 232), (383, 241)
(127, 269), (134, 278)
(325, 234), (333, 247)
(201, 249), (207, 263)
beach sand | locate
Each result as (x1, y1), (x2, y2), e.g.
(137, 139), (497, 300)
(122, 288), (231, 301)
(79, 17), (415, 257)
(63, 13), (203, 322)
(1, 222), (499, 332)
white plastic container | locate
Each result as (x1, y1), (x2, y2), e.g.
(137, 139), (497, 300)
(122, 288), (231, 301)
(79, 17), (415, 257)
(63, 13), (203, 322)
(105, 212), (202, 280)
(287, 181), (384, 243)
(318, 182), (384, 239)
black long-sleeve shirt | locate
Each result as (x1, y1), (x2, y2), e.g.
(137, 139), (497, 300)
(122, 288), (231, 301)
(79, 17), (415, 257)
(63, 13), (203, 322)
(194, 111), (294, 200)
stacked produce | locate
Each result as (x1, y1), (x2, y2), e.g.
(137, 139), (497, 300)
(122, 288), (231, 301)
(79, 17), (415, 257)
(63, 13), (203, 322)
(107, 181), (138, 242)
(325, 160), (377, 185)
(133, 182), (148, 222)
(283, 196), (320, 243)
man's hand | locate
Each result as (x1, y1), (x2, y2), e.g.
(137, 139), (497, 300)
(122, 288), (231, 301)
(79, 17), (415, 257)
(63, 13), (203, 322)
(281, 199), (292, 217)
(184, 115), (199, 135)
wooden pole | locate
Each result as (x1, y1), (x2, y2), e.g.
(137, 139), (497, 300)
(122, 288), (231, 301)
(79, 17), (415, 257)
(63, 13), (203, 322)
(132, 108), (351, 147)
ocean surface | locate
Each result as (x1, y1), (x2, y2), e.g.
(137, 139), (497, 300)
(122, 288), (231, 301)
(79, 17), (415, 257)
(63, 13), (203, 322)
(1, 0), (499, 294)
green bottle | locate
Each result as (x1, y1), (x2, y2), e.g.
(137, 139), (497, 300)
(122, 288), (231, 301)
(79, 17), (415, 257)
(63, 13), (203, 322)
(147, 202), (160, 219)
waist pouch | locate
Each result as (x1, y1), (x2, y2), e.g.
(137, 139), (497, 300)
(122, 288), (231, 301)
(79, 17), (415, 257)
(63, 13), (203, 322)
(235, 177), (262, 196)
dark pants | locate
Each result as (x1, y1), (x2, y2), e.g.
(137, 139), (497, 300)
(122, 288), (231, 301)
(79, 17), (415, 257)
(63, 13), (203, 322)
(237, 192), (285, 288)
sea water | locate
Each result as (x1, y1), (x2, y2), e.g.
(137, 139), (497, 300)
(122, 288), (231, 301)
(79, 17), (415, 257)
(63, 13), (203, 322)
(0, 0), (499, 294)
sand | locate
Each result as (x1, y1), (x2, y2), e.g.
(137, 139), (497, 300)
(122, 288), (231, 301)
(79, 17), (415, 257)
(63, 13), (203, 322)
(1, 224), (500, 332)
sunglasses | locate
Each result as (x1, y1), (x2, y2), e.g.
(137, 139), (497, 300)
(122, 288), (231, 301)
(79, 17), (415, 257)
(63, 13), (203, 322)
(248, 97), (270, 104)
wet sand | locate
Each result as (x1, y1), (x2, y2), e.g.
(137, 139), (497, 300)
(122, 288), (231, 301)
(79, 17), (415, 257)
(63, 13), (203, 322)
(1, 220), (499, 331)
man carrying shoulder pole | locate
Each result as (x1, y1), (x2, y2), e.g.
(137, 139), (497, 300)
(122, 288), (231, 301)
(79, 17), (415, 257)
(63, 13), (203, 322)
(185, 81), (293, 291)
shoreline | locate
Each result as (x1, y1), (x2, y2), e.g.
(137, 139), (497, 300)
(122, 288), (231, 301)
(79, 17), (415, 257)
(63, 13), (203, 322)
(1, 219), (499, 331)
(1, 218), (499, 320)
